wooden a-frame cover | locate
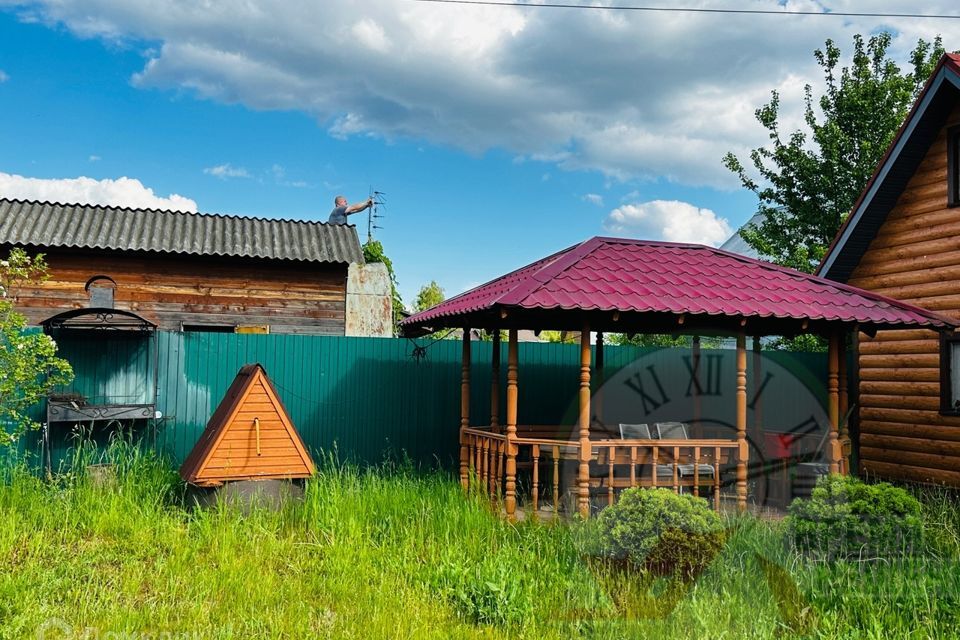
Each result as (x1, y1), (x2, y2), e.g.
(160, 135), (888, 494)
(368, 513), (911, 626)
(180, 364), (315, 486)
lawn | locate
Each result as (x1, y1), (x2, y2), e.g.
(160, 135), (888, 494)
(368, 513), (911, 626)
(1, 443), (958, 639)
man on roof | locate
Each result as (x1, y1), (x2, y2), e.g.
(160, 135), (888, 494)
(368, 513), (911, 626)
(327, 194), (373, 225)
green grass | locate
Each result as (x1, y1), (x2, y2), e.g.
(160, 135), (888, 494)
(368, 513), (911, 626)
(0, 443), (958, 639)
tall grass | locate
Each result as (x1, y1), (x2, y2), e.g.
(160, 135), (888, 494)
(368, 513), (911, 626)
(0, 442), (958, 639)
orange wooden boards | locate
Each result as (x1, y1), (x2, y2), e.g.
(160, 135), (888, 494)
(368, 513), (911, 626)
(180, 364), (315, 486)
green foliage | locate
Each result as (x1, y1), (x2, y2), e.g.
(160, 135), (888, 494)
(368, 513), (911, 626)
(414, 280), (445, 313)
(787, 474), (923, 560)
(767, 334), (827, 352)
(589, 488), (725, 578)
(608, 334), (725, 349)
(0, 248), (73, 447)
(362, 239), (405, 332)
(724, 33), (944, 272)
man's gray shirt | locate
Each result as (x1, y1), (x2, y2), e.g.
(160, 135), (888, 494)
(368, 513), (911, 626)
(328, 205), (349, 224)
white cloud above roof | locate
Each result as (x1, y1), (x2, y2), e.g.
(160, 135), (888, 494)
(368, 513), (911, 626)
(203, 163), (251, 179)
(0, 172), (198, 212)
(604, 199), (733, 246)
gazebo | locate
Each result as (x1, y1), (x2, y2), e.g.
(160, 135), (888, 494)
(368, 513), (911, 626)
(402, 237), (954, 519)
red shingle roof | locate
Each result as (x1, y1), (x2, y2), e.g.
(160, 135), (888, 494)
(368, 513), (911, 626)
(403, 237), (954, 332)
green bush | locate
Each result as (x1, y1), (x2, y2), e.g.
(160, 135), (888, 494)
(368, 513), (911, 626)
(589, 488), (725, 578)
(787, 474), (923, 560)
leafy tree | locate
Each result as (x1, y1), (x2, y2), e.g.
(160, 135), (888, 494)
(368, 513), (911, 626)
(414, 280), (445, 313)
(723, 33), (944, 273)
(609, 333), (724, 349)
(362, 240), (405, 333)
(0, 249), (73, 447)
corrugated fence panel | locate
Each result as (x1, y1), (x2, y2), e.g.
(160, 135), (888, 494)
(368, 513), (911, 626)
(22, 332), (832, 472)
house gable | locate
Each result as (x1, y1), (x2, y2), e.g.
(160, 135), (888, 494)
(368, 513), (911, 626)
(820, 54), (960, 283)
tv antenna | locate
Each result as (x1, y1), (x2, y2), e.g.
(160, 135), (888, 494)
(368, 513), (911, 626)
(367, 188), (386, 243)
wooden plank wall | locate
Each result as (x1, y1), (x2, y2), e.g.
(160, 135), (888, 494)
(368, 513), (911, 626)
(12, 249), (348, 335)
(847, 104), (960, 486)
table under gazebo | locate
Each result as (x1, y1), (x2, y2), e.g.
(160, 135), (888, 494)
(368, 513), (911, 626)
(402, 237), (954, 519)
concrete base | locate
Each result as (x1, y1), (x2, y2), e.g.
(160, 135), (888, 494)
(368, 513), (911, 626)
(189, 479), (305, 513)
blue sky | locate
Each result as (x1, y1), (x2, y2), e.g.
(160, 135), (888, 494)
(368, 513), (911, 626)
(0, 2), (955, 304)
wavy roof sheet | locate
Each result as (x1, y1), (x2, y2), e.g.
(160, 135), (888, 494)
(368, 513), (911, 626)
(403, 237), (954, 332)
(0, 198), (363, 264)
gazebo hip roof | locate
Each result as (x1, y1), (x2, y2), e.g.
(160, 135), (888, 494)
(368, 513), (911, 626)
(402, 236), (956, 336)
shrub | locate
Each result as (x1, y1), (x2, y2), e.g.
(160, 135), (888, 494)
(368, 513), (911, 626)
(0, 248), (73, 448)
(787, 474), (923, 560)
(590, 488), (725, 578)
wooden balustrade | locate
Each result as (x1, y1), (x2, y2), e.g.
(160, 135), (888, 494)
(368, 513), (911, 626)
(463, 426), (742, 515)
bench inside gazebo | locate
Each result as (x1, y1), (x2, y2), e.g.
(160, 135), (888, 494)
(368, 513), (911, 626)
(402, 237), (954, 519)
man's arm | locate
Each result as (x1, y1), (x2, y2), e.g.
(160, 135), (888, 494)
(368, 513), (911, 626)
(344, 198), (374, 215)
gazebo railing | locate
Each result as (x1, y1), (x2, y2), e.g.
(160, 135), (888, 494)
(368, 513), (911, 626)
(463, 426), (742, 515)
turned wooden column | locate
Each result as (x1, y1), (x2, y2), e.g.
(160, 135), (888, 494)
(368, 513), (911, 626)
(505, 328), (519, 520)
(490, 331), (501, 434)
(828, 332), (842, 475)
(578, 324), (592, 518)
(736, 332), (748, 512)
(459, 327), (471, 490)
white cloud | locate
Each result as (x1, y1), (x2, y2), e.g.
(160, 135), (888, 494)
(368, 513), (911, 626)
(203, 163), (251, 179)
(8, 1), (960, 187)
(88, 155), (101, 162)
(582, 193), (604, 207)
(0, 70), (8, 83)
(0, 172), (197, 211)
(604, 200), (732, 246)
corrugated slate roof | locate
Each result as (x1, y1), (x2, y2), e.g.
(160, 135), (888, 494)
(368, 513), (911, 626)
(403, 236), (955, 333)
(0, 198), (363, 264)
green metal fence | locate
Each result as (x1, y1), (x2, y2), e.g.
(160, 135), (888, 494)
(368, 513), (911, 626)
(23, 331), (832, 471)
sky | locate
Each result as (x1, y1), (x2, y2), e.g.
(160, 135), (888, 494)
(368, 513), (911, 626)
(0, 1), (959, 305)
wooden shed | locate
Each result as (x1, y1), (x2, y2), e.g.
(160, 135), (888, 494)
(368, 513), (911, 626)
(180, 364), (315, 486)
(819, 53), (960, 486)
(0, 198), (363, 335)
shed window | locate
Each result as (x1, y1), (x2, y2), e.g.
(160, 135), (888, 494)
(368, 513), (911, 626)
(950, 126), (960, 207)
(940, 334), (960, 412)
(85, 276), (116, 308)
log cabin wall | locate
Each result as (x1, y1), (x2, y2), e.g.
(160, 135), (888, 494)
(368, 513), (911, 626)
(10, 248), (348, 335)
(846, 103), (960, 486)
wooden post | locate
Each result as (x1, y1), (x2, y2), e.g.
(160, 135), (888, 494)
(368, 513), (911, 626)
(505, 328), (519, 520)
(459, 327), (471, 490)
(828, 332), (842, 475)
(578, 324), (592, 518)
(692, 336), (702, 438)
(736, 332), (748, 512)
(491, 331), (501, 433)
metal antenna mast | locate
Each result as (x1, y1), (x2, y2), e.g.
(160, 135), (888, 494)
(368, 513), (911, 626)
(367, 188), (386, 243)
